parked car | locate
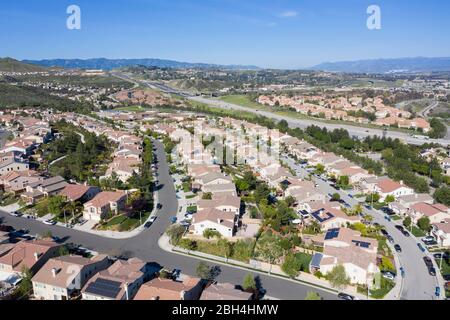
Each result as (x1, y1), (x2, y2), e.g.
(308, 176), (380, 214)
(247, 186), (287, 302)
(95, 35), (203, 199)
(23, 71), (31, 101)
(435, 287), (441, 298)
(9, 211), (22, 218)
(395, 225), (404, 232)
(156, 203), (163, 209)
(400, 267), (405, 278)
(417, 243), (426, 252)
(43, 219), (56, 226)
(384, 215), (392, 222)
(443, 274), (450, 281)
(382, 271), (396, 281)
(387, 235), (395, 244)
(337, 293), (355, 300)
(428, 266), (437, 276)
(423, 236), (435, 243)
(179, 220), (190, 227)
(394, 244), (402, 253)
(380, 229), (389, 236)
(169, 216), (178, 224)
(402, 230), (410, 237)
(423, 256), (433, 267)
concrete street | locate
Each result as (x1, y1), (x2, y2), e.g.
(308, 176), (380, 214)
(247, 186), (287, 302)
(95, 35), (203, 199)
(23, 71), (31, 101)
(0, 139), (338, 300)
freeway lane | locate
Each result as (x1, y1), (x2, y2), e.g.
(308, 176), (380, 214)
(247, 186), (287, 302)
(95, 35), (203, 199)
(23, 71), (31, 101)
(144, 80), (449, 147)
(281, 155), (441, 300)
(0, 139), (338, 300)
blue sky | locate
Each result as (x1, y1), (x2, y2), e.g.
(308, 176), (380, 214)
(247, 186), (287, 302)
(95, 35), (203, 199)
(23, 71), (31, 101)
(0, 0), (449, 68)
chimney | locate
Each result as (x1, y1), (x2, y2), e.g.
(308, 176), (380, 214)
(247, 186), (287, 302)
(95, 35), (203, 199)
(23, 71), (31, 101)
(34, 252), (40, 262)
(217, 218), (223, 224)
(400, 180), (404, 186)
(51, 268), (58, 278)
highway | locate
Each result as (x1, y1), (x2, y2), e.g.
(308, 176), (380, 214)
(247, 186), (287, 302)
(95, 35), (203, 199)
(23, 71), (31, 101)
(144, 80), (450, 147)
(0, 139), (338, 301)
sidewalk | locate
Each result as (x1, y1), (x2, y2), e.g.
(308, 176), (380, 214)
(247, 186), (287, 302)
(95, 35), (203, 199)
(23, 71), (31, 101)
(158, 234), (369, 300)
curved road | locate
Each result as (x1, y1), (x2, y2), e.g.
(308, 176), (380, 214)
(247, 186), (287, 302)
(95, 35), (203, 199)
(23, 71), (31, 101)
(0, 139), (338, 300)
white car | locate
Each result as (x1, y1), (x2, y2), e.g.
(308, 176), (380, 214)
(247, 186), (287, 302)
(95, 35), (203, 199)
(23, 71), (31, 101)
(148, 216), (157, 223)
(382, 272), (395, 281)
(43, 219), (56, 226)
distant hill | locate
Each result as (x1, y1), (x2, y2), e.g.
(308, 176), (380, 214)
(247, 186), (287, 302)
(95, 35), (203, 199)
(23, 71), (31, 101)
(23, 58), (260, 71)
(311, 57), (450, 73)
(0, 58), (46, 73)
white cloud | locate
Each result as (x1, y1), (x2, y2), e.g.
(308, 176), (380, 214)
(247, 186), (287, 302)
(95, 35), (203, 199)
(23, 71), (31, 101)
(279, 10), (298, 18)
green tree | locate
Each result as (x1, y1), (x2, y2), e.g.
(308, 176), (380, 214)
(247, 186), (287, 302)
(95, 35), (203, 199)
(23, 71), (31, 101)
(305, 292), (322, 300)
(281, 253), (302, 278)
(196, 262), (220, 281)
(48, 195), (66, 216)
(166, 224), (186, 244)
(17, 266), (33, 297)
(242, 273), (257, 291)
(403, 216), (412, 228)
(434, 186), (450, 206)
(385, 195), (396, 203)
(417, 217), (431, 232)
(331, 193), (341, 202)
(327, 265), (350, 290)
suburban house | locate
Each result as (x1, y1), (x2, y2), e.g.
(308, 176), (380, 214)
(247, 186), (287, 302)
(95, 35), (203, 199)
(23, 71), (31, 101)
(361, 176), (414, 201)
(202, 183), (237, 197)
(59, 184), (101, 203)
(134, 276), (203, 300)
(0, 239), (62, 279)
(21, 176), (68, 205)
(32, 254), (111, 300)
(309, 205), (360, 230)
(389, 193), (435, 216)
(310, 228), (379, 286)
(83, 191), (127, 222)
(193, 172), (233, 190)
(200, 283), (253, 300)
(81, 258), (152, 300)
(0, 171), (42, 194)
(0, 156), (29, 174)
(407, 202), (450, 224)
(431, 219), (450, 248)
(189, 208), (236, 238)
(197, 194), (241, 215)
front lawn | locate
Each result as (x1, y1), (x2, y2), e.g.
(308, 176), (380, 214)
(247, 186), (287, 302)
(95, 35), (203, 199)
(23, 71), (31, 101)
(411, 226), (427, 237)
(97, 211), (151, 232)
(370, 277), (395, 299)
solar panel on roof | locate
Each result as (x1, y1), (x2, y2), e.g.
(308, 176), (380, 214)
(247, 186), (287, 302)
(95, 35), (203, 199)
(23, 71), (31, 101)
(325, 228), (340, 240)
(352, 240), (371, 248)
(85, 278), (122, 299)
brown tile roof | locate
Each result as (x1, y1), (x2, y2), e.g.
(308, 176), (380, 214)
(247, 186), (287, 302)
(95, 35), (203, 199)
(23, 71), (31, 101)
(200, 283), (252, 300)
(85, 191), (126, 209)
(0, 240), (60, 272)
(59, 184), (92, 202)
(134, 277), (201, 300)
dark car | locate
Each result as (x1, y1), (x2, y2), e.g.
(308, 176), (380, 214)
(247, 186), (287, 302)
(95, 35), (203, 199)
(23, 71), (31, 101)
(402, 230), (410, 237)
(387, 235), (395, 244)
(395, 225), (404, 232)
(156, 203), (163, 209)
(423, 256), (433, 267)
(380, 229), (389, 236)
(417, 243), (426, 252)
(443, 274), (450, 281)
(428, 266), (437, 276)
(337, 293), (354, 300)
(394, 244), (402, 253)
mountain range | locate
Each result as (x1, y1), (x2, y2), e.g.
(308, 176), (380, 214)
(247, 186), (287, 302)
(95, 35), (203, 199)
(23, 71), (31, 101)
(22, 58), (260, 71)
(311, 57), (450, 73)
(0, 57), (46, 72)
